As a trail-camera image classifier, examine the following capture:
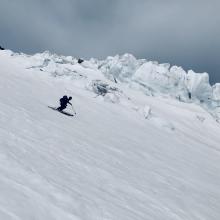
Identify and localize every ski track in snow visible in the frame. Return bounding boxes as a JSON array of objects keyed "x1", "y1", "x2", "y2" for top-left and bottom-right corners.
[{"x1": 0, "y1": 50, "x2": 220, "y2": 220}]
